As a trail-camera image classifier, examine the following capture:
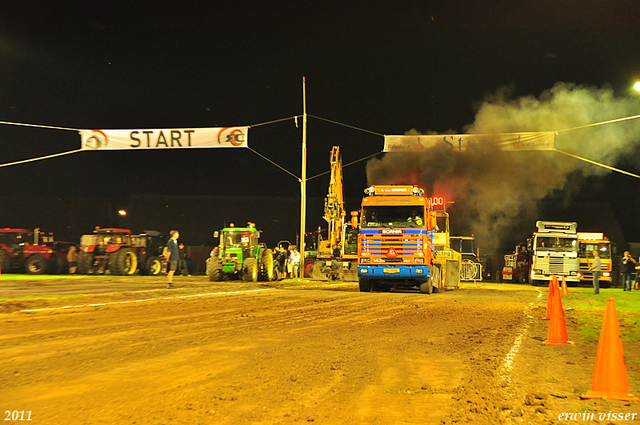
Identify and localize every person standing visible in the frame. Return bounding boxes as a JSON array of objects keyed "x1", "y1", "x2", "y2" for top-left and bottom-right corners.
[
  {"x1": 287, "y1": 245, "x2": 295, "y2": 278},
  {"x1": 589, "y1": 249, "x2": 601, "y2": 295},
  {"x1": 621, "y1": 251, "x2": 636, "y2": 291},
  {"x1": 66, "y1": 245, "x2": 78, "y2": 274},
  {"x1": 178, "y1": 243, "x2": 188, "y2": 276},
  {"x1": 165, "y1": 230, "x2": 180, "y2": 289},
  {"x1": 277, "y1": 246, "x2": 288, "y2": 280},
  {"x1": 291, "y1": 246, "x2": 301, "y2": 278}
]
